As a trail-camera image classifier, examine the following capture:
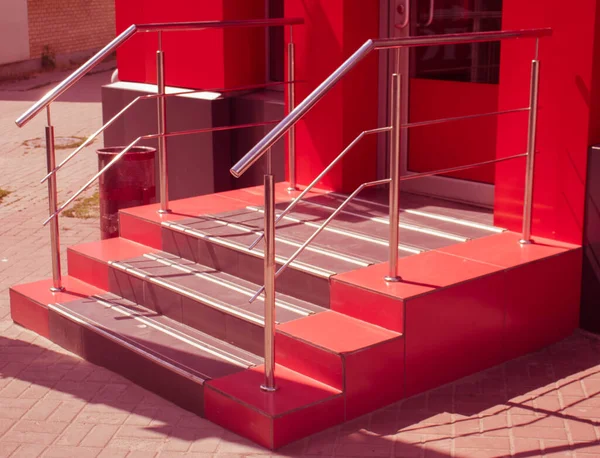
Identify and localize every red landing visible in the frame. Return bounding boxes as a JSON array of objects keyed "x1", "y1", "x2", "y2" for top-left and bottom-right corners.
[{"x1": 8, "y1": 184, "x2": 582, "y2": 450}]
